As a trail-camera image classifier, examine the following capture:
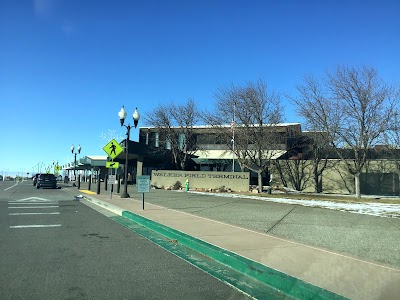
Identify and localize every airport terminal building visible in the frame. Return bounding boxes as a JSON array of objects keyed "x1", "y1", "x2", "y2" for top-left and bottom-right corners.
[{"x1": 63, "y1": 123, "x2": 400, "y2": 196}]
